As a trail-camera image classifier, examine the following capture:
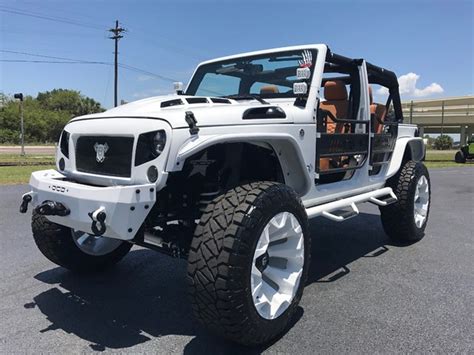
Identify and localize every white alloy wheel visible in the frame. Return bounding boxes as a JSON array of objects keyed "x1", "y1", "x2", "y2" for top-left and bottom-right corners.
[
  {"x1": 71, "y1": 230, "x2": 123, "y2": 256},
  {"x1": 250, "y1": 211, "x2": 304, "y2": 320},
  {"x1": 413, "y1": 175, "x2": 430, "y2": 228}
]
